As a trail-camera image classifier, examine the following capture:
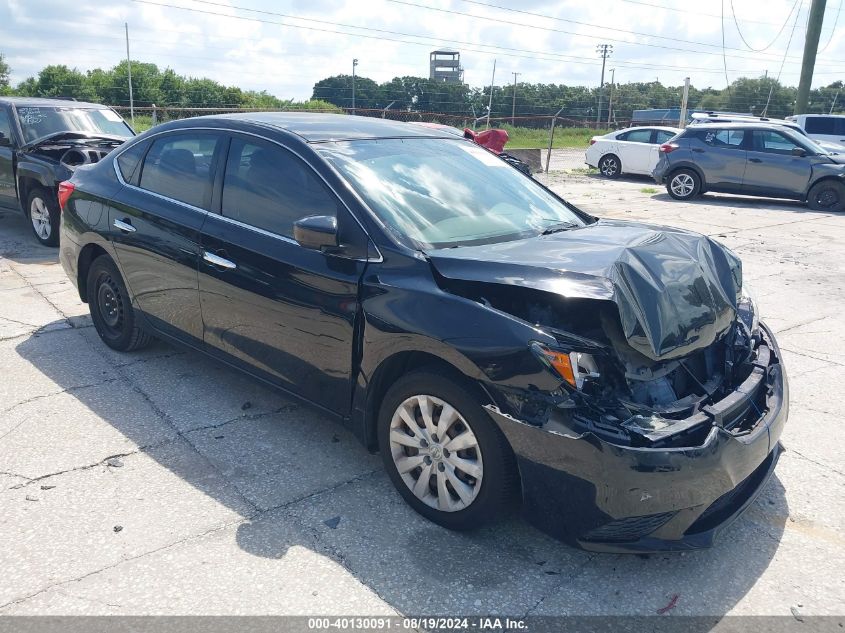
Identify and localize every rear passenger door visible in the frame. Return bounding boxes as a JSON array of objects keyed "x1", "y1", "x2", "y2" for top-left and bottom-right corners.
[
  {"x1": 615, "y1": 128, "x2": 654, "y2": 174},
  {"x1": 688, "y1": 128, "x2": 747, "y2": 192},
  {"x1": 108, "y1": 131, "x2": 225, "y2": 343},
  {"x1": 198, "y1": 134, "x2": 370, "y2": 414}
]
